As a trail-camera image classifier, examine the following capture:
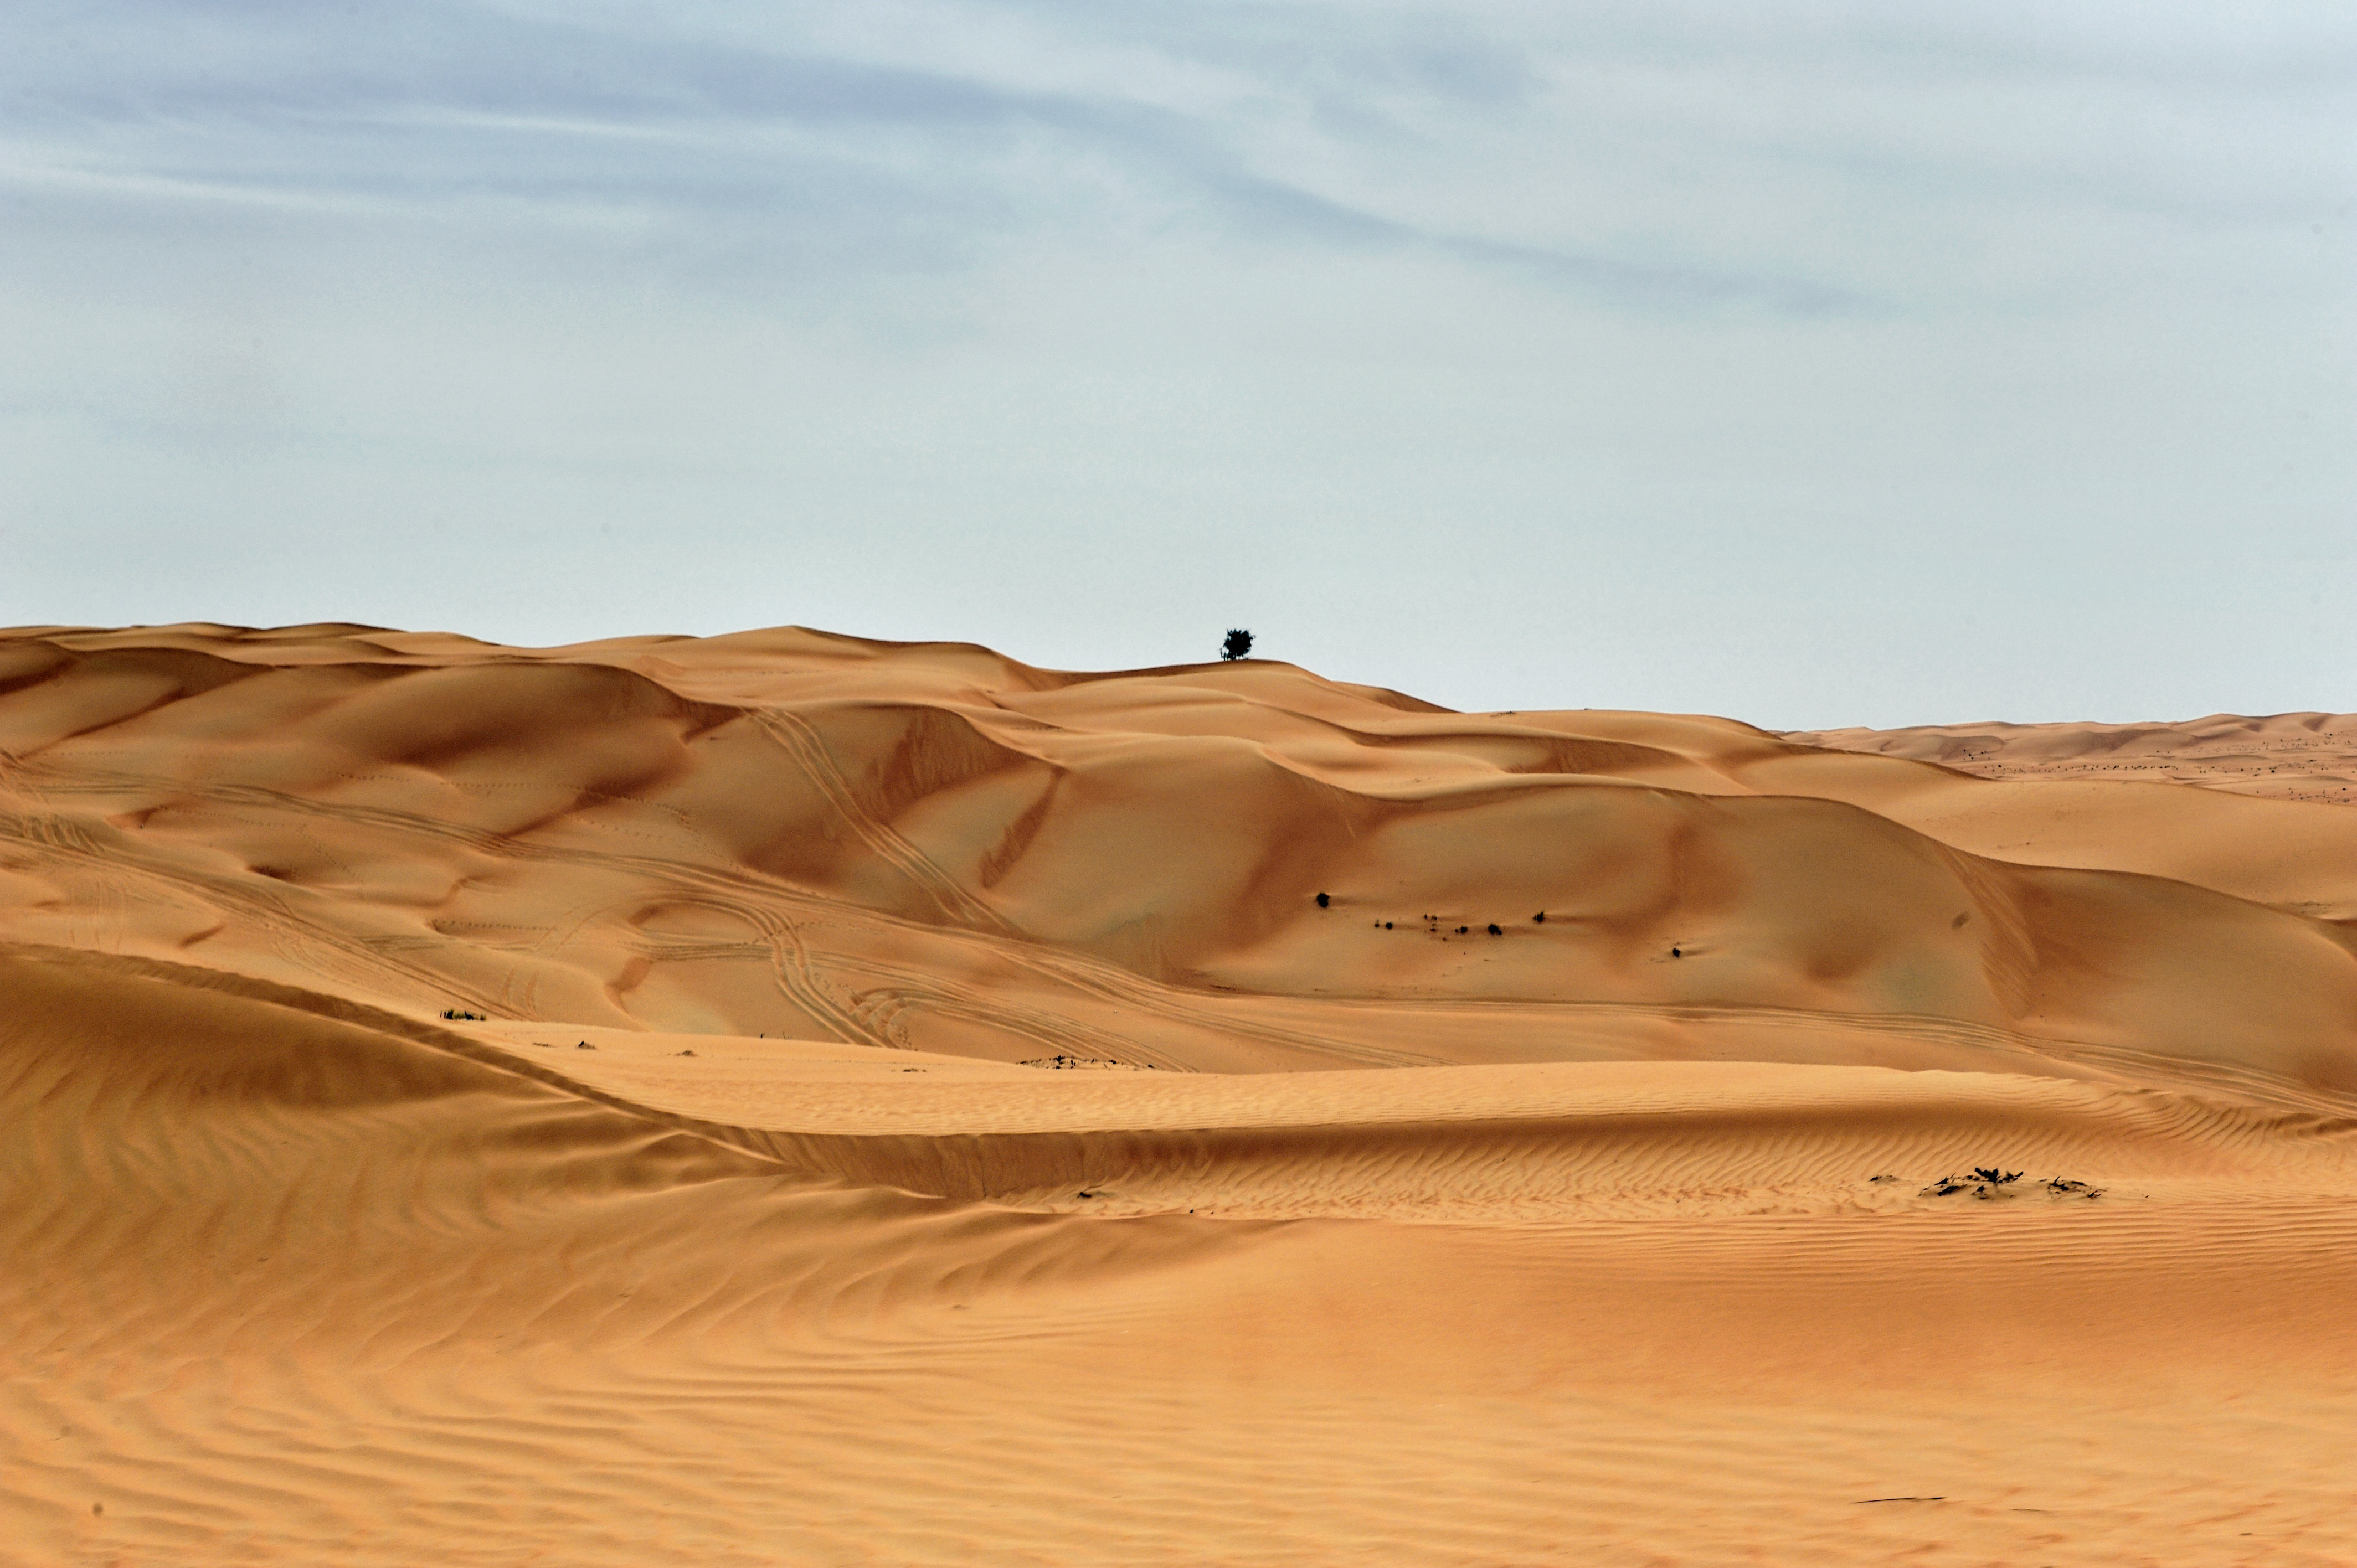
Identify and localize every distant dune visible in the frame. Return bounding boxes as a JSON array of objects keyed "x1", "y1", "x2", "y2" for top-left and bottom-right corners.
[
  {"x1": 4, "y1": 625, "x2": 2353, "y2": 1565},
  {"x1": 1792, "y1": 711, "x2": 2357, "y2": 807}
]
